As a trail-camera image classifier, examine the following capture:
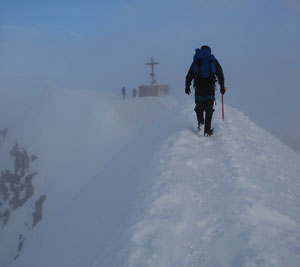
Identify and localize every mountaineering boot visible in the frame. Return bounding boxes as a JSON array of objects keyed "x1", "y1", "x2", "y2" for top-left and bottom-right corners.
[{"x1": 204, "y1": 128, "x2": 214, "y2": 136}]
